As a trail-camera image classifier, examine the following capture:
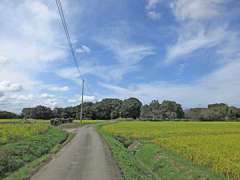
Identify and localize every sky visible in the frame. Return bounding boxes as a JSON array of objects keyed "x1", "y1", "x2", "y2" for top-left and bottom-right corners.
[{"x1": 0, "y1": 0, "x2": 240, "y2": 113}]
